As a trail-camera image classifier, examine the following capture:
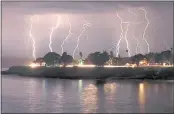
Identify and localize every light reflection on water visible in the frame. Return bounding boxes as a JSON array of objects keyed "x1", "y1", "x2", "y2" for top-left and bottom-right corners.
[
  {"x1": 81, "y1": 84, "x2": 98, "y2": 113},
  {"x1": 104, "y1": 83, "x2": 117, "y2": 103},
  {"x1": 2, "y1": 75, "x2": 174, "y2": 113},
  {"x1": 104, "y1": 83, "x2": 117, "y2": 94},
  {"x1": 139, "y1": 83, "x2": 145, "y2": 113},
  {"x1": 78, "y1": 80, "x2": 83, "y2": 93}
]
